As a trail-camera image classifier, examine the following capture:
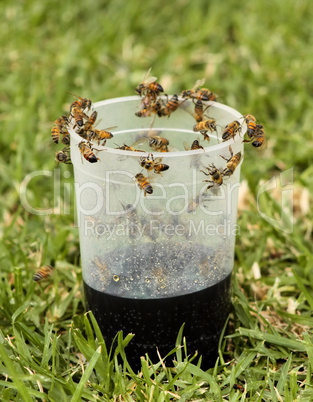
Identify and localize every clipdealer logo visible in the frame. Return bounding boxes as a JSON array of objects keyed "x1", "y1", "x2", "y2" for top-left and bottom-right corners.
[
  {"x1": 19, "y1": 167, "x2": 295, "y2": 235},
  {"x1": 19, "y1": 167, "x2": 241, "y2": 219},
  {"x1": 83, "y1": 217, "x2": 240, "y2": 240}
]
